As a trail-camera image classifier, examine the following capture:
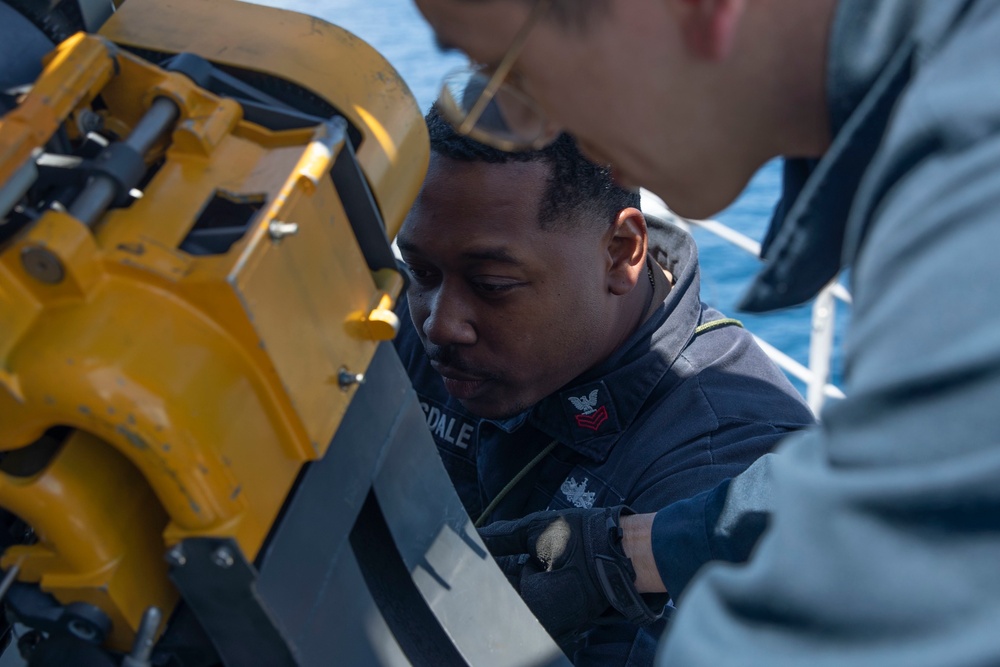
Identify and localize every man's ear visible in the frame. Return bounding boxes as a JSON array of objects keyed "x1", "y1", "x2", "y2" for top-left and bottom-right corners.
[
  {"x1": 606, "y1": 207, "x2": 648, "y2": 296},
  {"x1": 670, "y1": 0, "x2": 745, "y2": 61}
]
